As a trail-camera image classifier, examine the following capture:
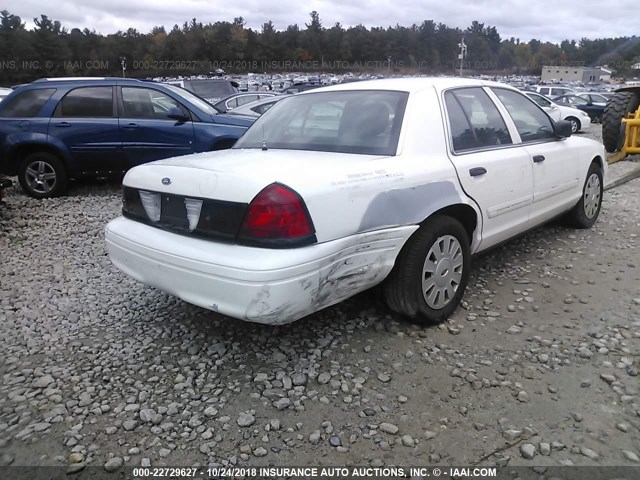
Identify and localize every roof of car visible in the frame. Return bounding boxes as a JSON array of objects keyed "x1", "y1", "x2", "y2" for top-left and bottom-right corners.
[
  {"x1": 28, "y1": 77, "x2": 155, "y2": 86},
  {"x1": 303, "y1": 77, "x2": 517, "y2": 95}
]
